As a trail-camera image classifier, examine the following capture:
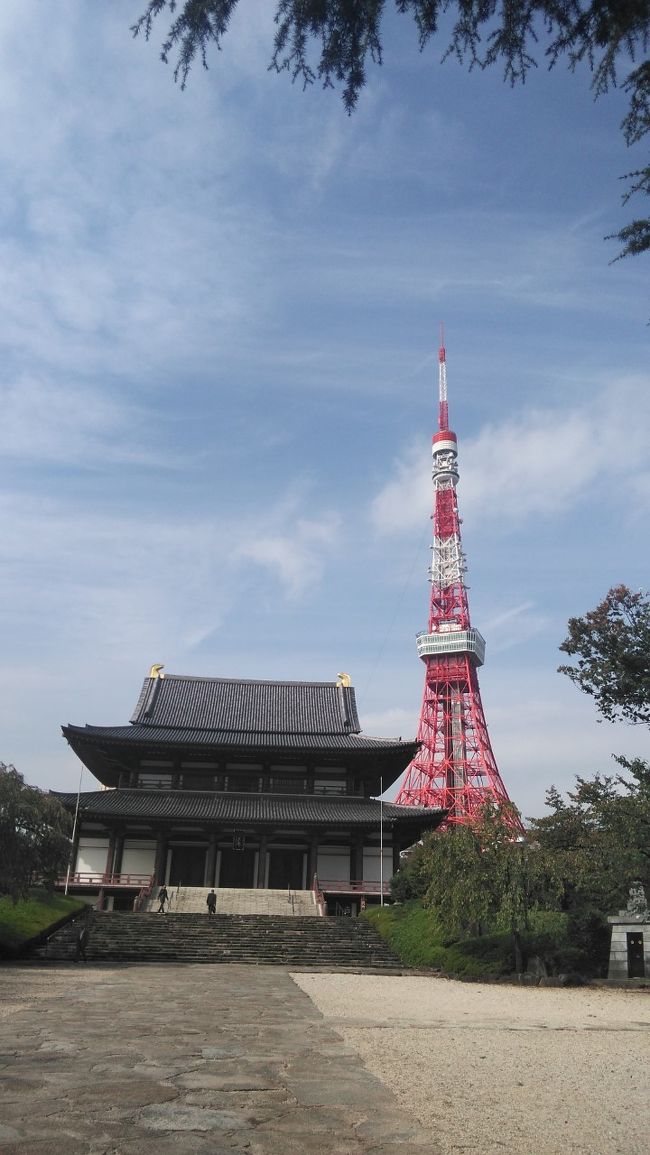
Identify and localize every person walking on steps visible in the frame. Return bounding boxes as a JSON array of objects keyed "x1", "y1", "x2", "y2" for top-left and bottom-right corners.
[
  {"x1": 157, "y1": 884, "x2": 168, "y2": 913},
  {"x1": 206, "y1": 888, "x2": 217, "y2": 916},
  {"x1": 75, "y1": 909, "x2": 92, "y2": 962}
]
